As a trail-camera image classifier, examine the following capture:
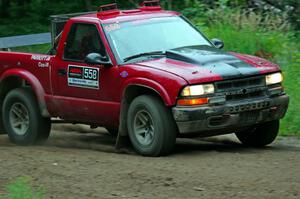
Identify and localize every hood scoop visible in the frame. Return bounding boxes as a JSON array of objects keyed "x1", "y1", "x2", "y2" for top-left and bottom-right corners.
[
  {"x1": 166, "y1": 45, "x2": 240, "y2": 66},
  {"x1": 165, "y1": 45, "x2": 261, "y2": 78}
]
